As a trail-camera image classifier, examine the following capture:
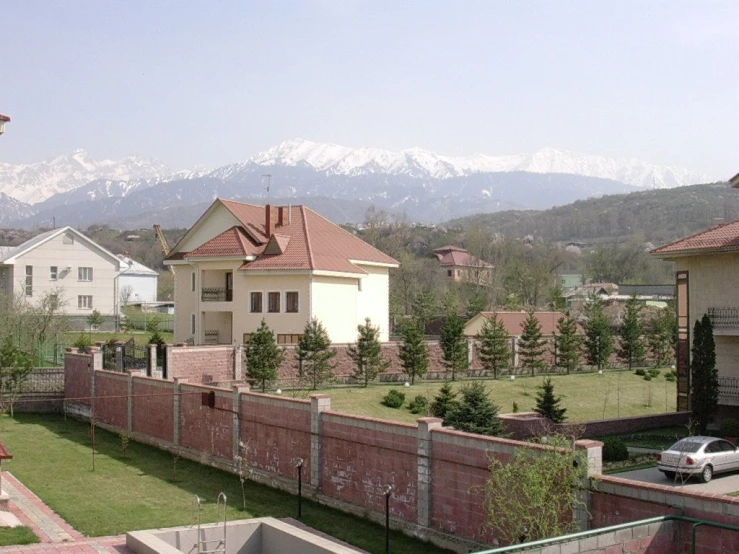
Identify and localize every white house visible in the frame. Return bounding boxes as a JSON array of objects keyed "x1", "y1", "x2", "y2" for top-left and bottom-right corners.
[
  {"x1": 0, "y1": 227, "x2": 121, "y2": 324},
  {"x1": 164, "y1": 199, "x2": 399, "y2": 345},
  {"x1": 117, "y1": 254, "x2": 159, "y2": 304}
]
